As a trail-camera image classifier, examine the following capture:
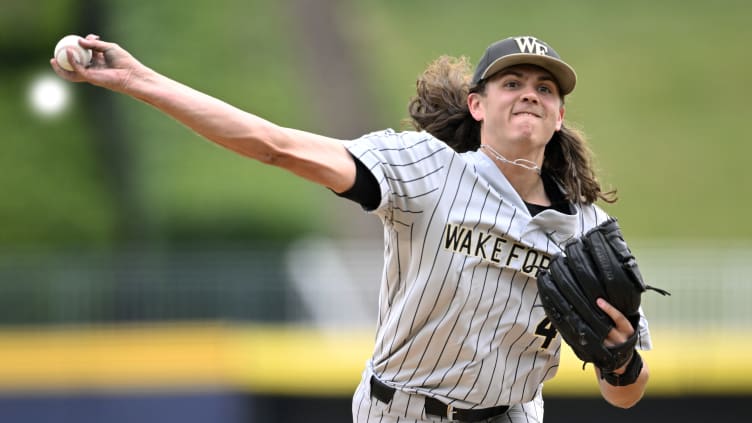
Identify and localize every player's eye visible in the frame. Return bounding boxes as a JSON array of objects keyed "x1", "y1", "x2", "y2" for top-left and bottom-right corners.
[
  {"x1": 537, "y1": 85, "x2": 553, "y2": 94},
  {"x1": 503, "y1": 80, "x2": 519, "y2": 88}
]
